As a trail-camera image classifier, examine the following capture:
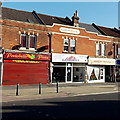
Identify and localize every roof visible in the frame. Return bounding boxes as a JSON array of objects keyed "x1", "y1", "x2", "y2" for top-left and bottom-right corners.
[
  {"x1": 2, "y1": 7, "x2": 120, "y2": 38},
  {"x1": 2, "y1": 7, "x2": 72, "y2": 26},
  {"x1": 2, "y1": 7, "x2": 39, "y2": 24},
  {"x1": 92, "y1": 23, "x2": 120, "y2": 38},
  {"x1": 79, "y1": 22, "x2": 102, "y2": 35}
]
